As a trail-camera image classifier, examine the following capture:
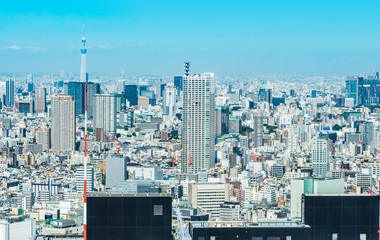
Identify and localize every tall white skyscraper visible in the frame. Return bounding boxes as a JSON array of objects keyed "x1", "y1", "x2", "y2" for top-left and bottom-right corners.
[
  {"x1": 51, "y1": 95, "x2": 76, "y2": 152},
  {"x1": 162, "y1": 85, "x2": 176, "y2": 117},
  {"x1": 312, "y1": 137, "x2": 330, "y2": 177},
  {"x1": 182, "y1": 72, "x2": 215, "y2": 173},
  {"x1": 253, "y1": 111, "x2": 264, "y2": 147},
  {"x1": 93, "y1": 94, "x2": 117, "y2": 133},
  {"x1": 35, "y1": 87, "x2": 46, "y2": 114}
]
